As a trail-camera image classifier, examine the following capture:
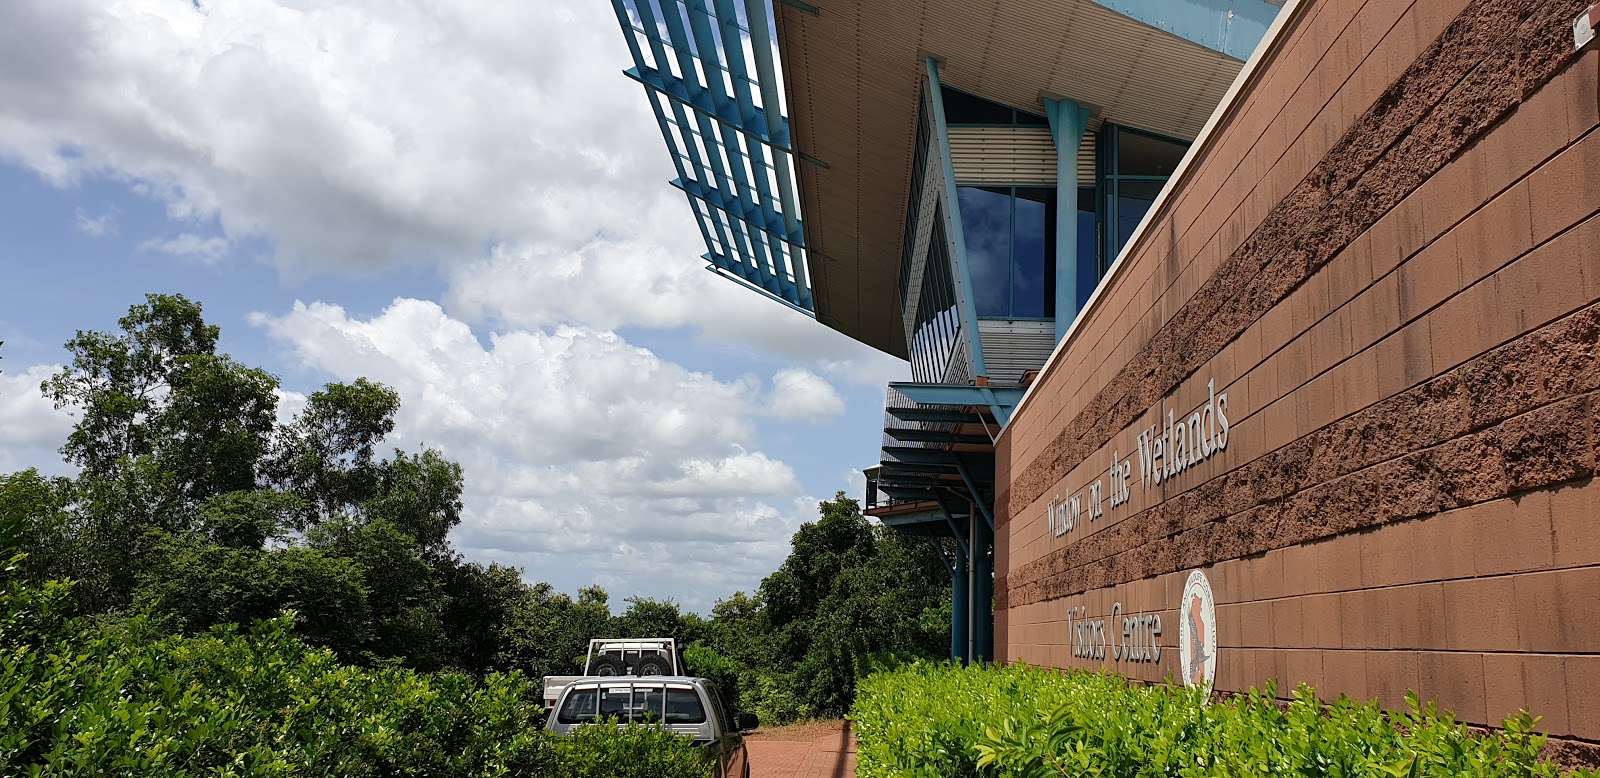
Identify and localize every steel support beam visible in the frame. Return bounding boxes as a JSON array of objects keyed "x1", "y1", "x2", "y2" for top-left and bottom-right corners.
[
  {"x1": 971, "y1": 502, "x2": 992, "y2": 663},
  {"x1": 926, "y1": 58, "x2": 989, "y2": 383},
  {"x1": 1045, "y1": 97, "x2": 1090, "y2": 343},
  {"x1": 937, "y1": 497, "x2": 971, "y2": 664},
  {"x1": 673, "y1": 177, "x2": 803, "y2": 247},
  {"x1": 1086, "y1": 0, "x2": 1281, "y2": 61},
  {"x1": 886, "y1": 407, "x2": 992, "y2": 424},
  {"x1": 883, "y1": 428, "x2": 993, "y2": 445},
  {"x1": 888, "y1": 381, "x2": 1027, "y2": 427},
  {"x1": 955, "y1": 458, "x2": 993, "y2": 532},
  {"x1": 609, "y1": 0, "x2": 814, "y2": 311}
]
